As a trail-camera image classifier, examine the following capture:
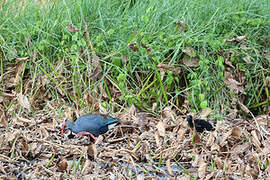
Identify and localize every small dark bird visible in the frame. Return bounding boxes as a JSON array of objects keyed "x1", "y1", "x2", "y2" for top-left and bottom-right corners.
[
  {"x1": 61, "y1": 114, "x2": 120, "y2": 142},
  {"x1": 186, "y1": 115, "x2": 214, "y2": 133}
]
